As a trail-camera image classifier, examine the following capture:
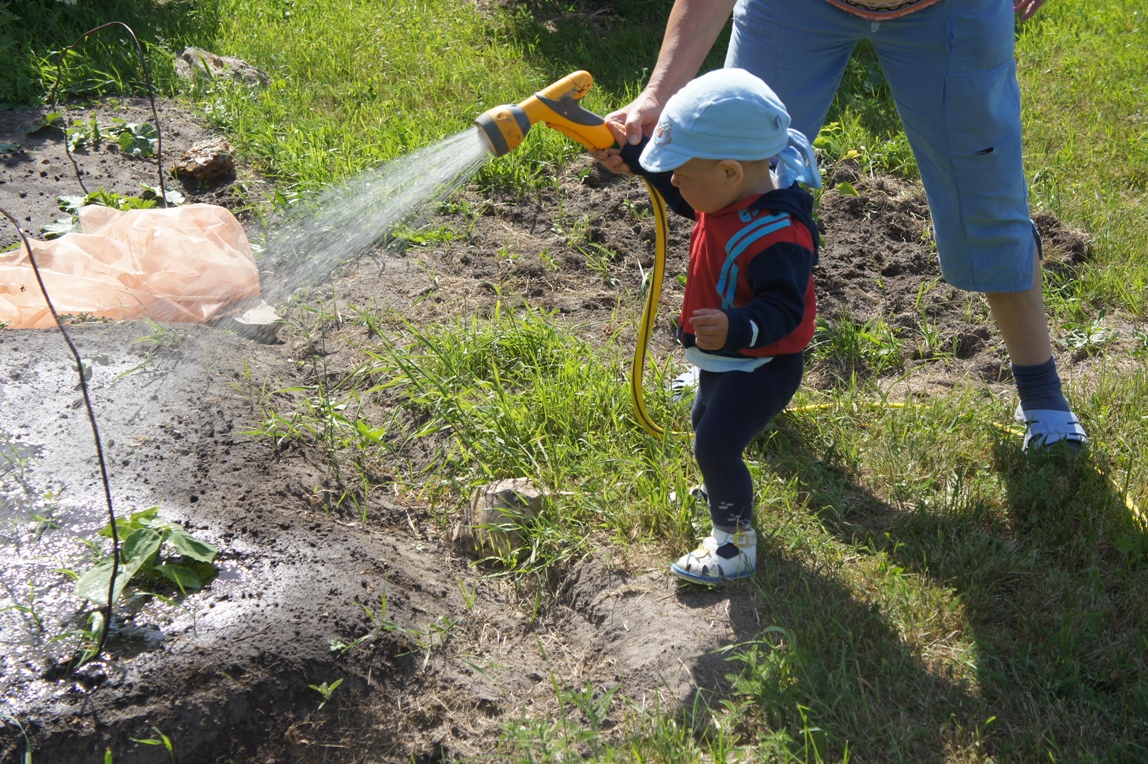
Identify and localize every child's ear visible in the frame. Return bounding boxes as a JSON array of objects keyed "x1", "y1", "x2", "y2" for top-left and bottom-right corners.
[{"x1": 718, "y1": 159, "x2": 744, "y2": 185}]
